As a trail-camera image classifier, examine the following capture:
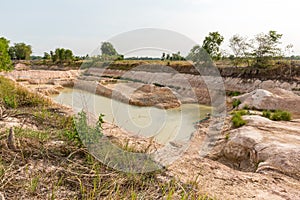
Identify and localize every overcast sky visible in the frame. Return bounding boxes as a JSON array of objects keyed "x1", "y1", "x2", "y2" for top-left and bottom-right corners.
[{"x1": 1, "y1": 0, "x2": 299, "y2": 56}]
